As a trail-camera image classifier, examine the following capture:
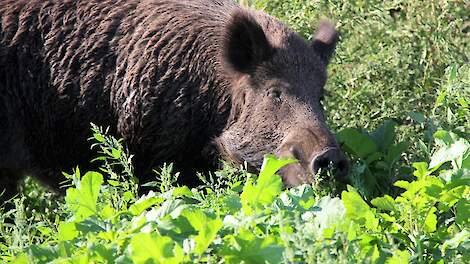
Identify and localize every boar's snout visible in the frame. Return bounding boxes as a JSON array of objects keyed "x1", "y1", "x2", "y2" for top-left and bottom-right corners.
[
  {"x1": 310, "y1": 147, "x2": 348, "y2": 181},
  {"x1": 276, "y1": 128, "x2": 348, "y2": 186}
]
